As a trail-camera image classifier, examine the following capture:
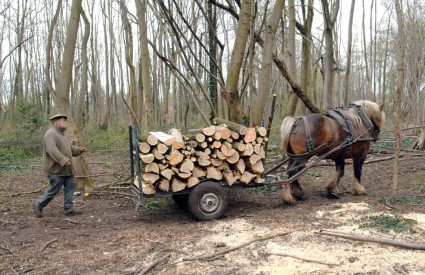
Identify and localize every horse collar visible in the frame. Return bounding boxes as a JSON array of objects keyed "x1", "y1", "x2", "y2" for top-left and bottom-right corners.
[{"x1": 348, "y1": 102, "x2": 376, "y2": 139}]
